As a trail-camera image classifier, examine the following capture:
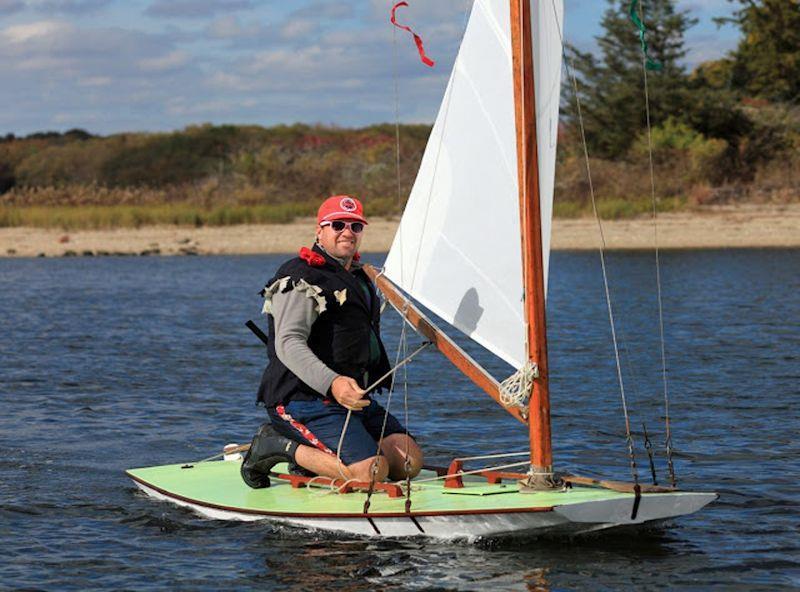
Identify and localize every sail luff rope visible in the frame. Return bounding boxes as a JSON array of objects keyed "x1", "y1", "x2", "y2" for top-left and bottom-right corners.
[
  {"x1": 548, "y1": 0, "x2": 640, "y2": 487},
  {"x1": 636, "y1": 0, "x2": 676, "y2": 488},
  {"x1": 516, "y1": 0, "x2": 526, "y2": 360}
]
